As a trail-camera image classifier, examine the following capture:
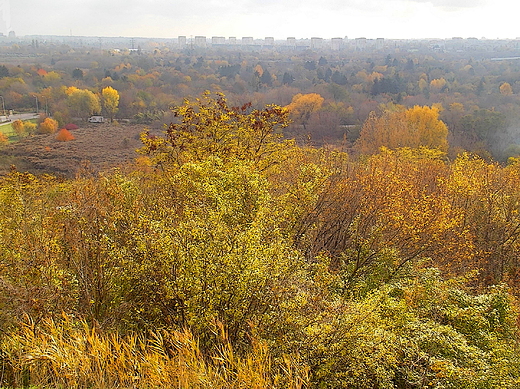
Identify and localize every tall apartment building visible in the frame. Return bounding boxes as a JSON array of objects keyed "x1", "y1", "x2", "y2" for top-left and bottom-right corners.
[
  {"x1": 178, "y1": 36, "x2": 187, "y2": 48},
  {"x1": 194, "y1": 36, "x2": 206, "y2": 48}
]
